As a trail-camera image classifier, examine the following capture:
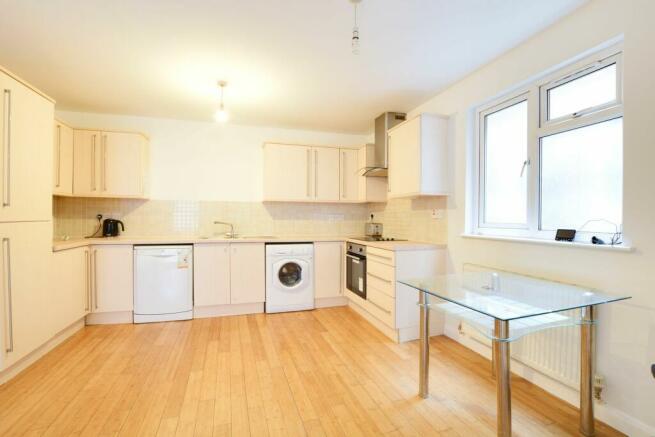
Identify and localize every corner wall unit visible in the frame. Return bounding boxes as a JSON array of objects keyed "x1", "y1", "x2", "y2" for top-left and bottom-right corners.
[{"x1": 71, "y1": 129, "x2": 149, "y2": 199}]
